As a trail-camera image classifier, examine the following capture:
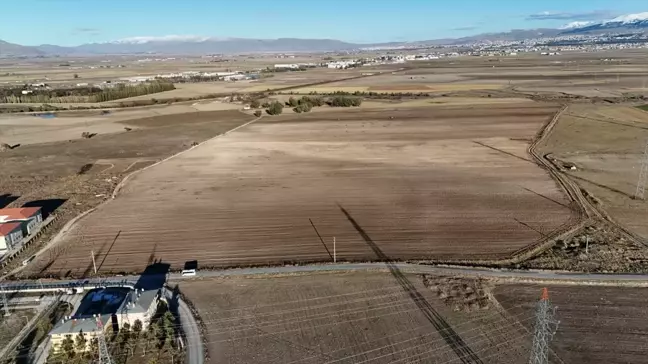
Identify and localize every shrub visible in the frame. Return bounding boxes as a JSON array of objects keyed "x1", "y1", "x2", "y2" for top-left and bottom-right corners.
[
  {"x1": 250, "y1": 99, "x2": 261, "y2": 108},
  {"x1": 254, "y1": 110, "x2": 262, "y2": 117},
  {"x1": 328, "y1": 96, "x2": 362, "y2": 107},
  {"x1": 266, "y1": 101, "x2": 284, "y2": 115}
]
